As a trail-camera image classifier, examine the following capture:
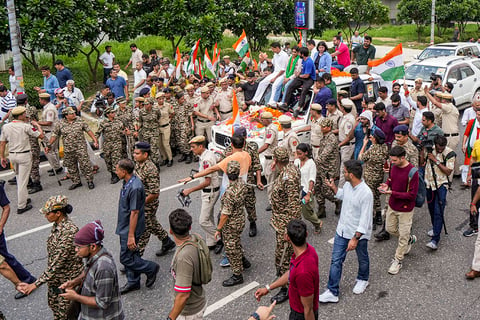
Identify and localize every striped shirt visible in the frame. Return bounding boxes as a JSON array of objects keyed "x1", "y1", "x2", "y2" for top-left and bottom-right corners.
[{"x1": 0, "y1": 91, "x2": 16, "y2": 119}]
